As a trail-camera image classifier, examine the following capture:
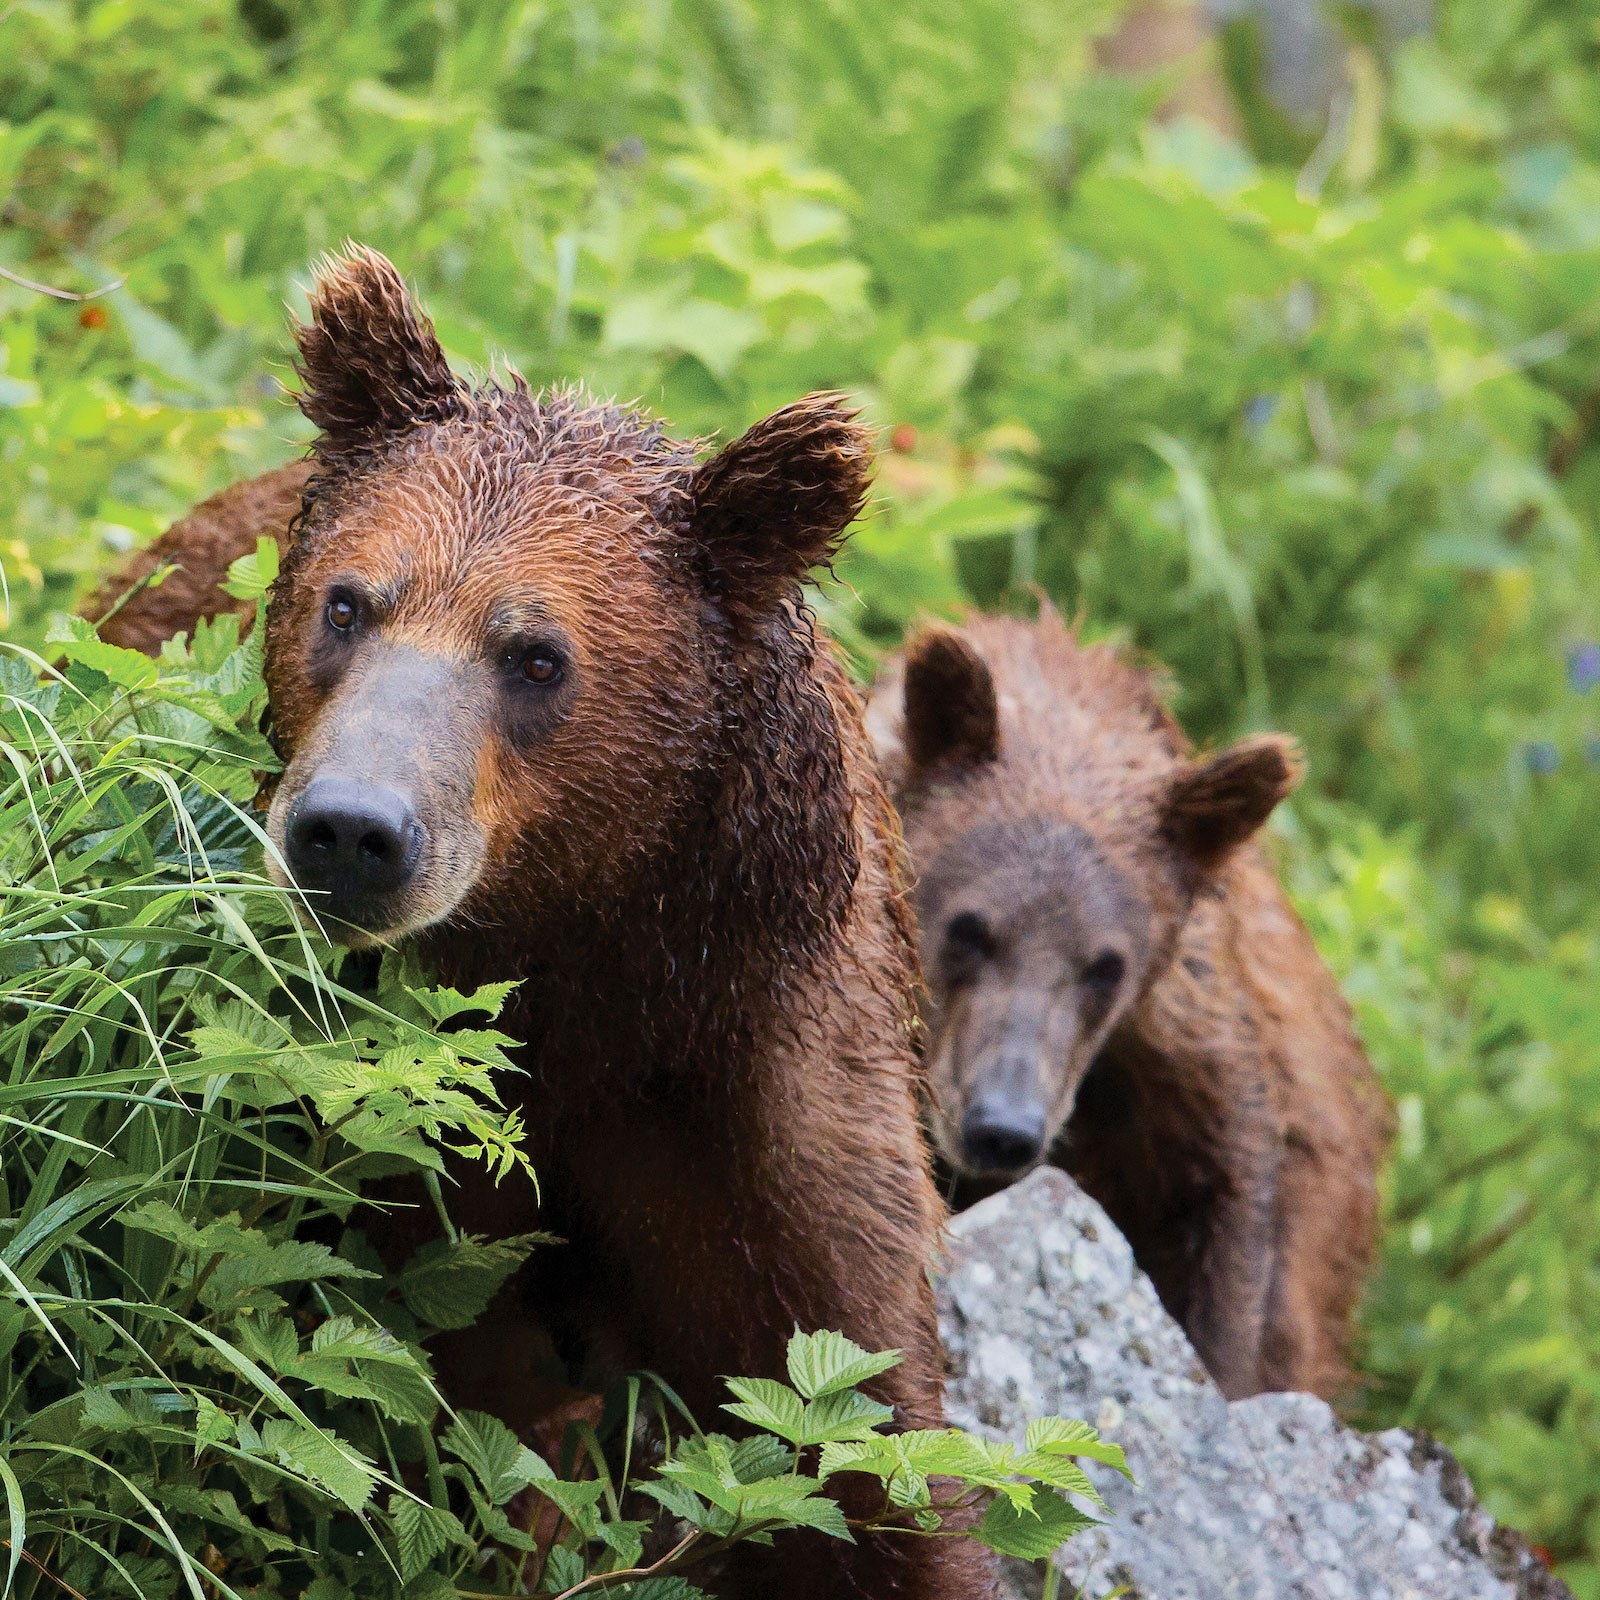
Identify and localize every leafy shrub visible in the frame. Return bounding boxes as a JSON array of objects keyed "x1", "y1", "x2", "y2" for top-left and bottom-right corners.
[{"x1": 0, "y1": 601, "x2": 1119, "y2": 1594}]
